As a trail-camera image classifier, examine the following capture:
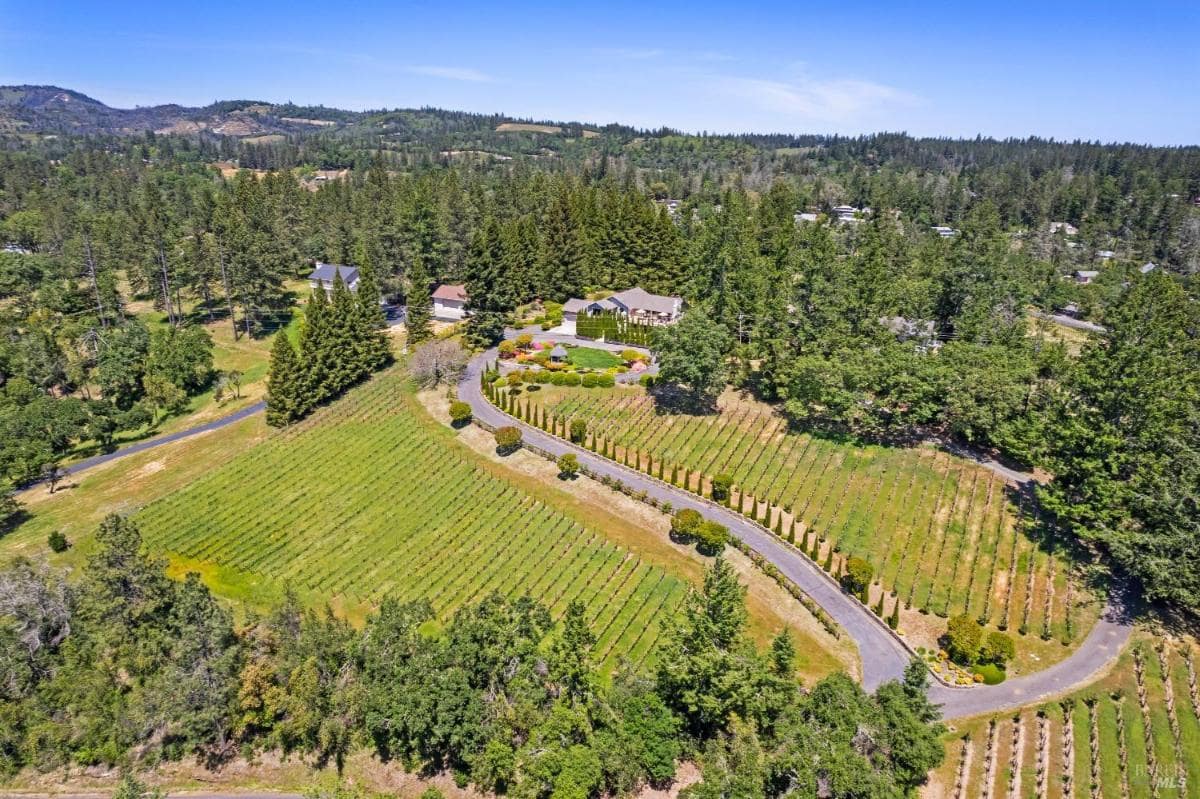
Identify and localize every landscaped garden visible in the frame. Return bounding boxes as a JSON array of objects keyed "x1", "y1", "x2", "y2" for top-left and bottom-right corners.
[
  {"x1": 925, "y1": 633, "x2": 1200, "y2": 799},
  {"x1": 494, "y1": 381, "x2": 1102, "y2": 664}
]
